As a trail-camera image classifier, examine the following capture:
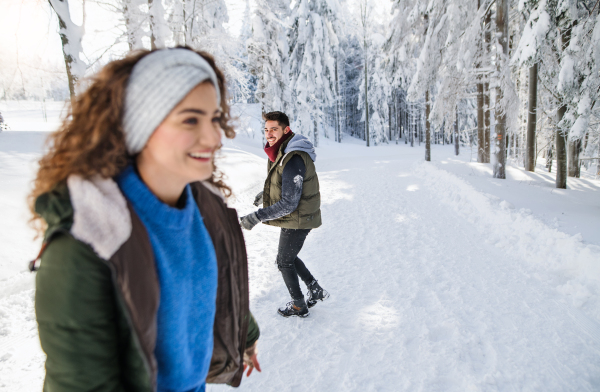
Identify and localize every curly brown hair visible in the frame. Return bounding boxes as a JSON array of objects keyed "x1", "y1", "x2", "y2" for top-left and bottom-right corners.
[{"x1": 29, "y1": 47, "x2": 235, "y2": 234}]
